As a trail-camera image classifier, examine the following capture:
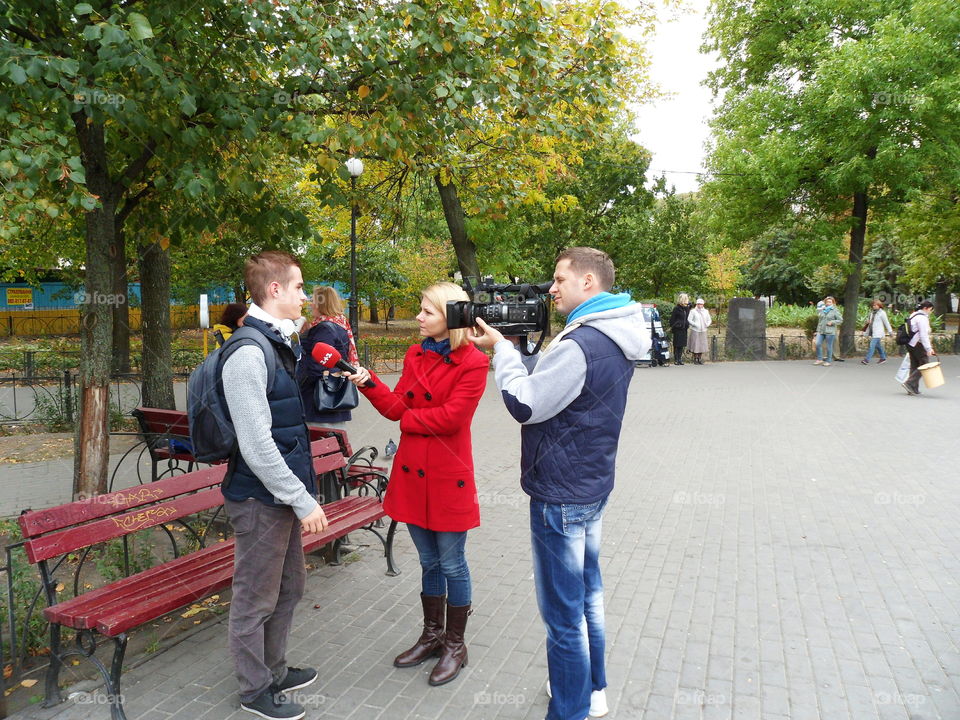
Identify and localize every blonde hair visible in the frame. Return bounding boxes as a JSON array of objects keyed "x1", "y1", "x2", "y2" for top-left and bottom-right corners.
[
  {"x1": 421, "y1": 282, "x2": 470, "y2": 350},
  {"x1": 311, "y1": 285, "x2": 345, "y2": 319},
  {"x1": 677, "y1": 293, "x2": 690, "y2": 305}
]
